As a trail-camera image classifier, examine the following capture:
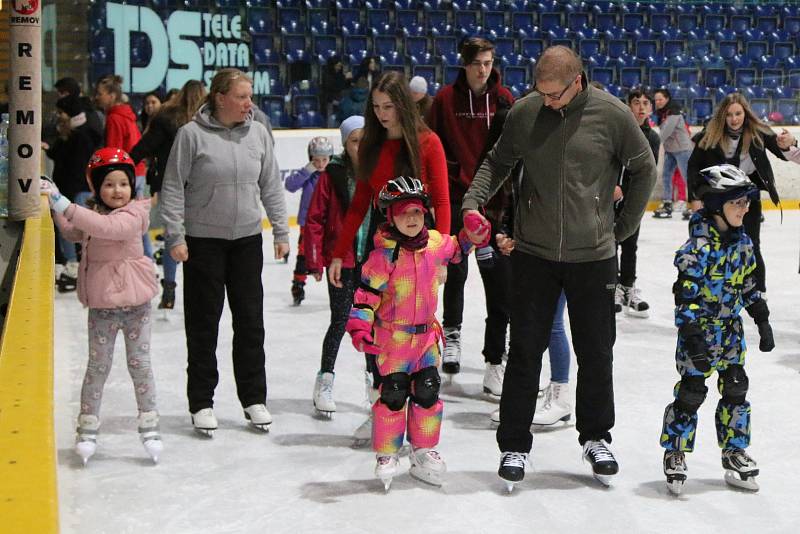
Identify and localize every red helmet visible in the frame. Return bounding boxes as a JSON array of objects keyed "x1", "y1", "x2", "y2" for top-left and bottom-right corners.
[{"x1": 85, "y1": 147, "x2": 136, "y2": 195}]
